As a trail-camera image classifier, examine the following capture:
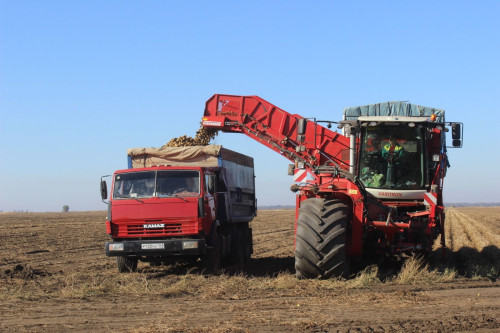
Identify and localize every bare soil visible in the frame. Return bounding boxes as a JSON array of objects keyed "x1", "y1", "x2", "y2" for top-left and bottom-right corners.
[{"x1": 1, "y1": 207, "x2": 499, "y2": 332}]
